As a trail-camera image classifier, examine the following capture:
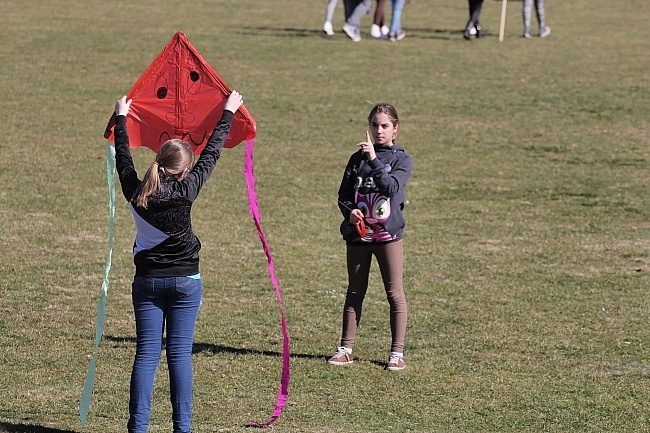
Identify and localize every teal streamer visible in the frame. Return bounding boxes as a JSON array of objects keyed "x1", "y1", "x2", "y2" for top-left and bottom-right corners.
[{"x1": 80, "y1": 143, "x2": 116, "y2": 427}]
